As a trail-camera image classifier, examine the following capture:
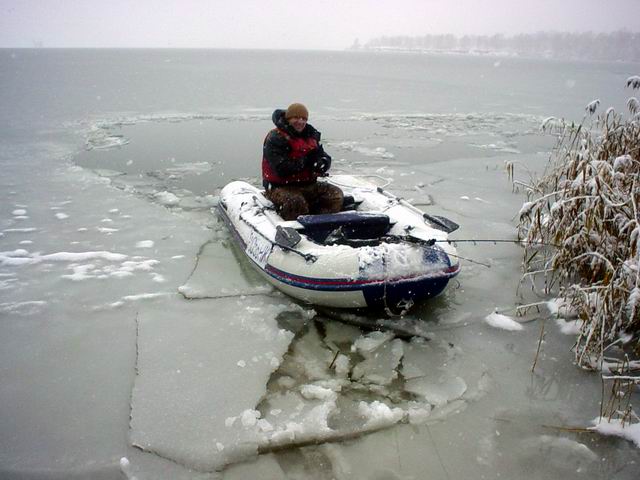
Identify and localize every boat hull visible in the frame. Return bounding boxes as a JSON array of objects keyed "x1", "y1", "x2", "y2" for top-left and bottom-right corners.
[{"x1": 216, "y1": 176, "x2": 460, "y2": 310}]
